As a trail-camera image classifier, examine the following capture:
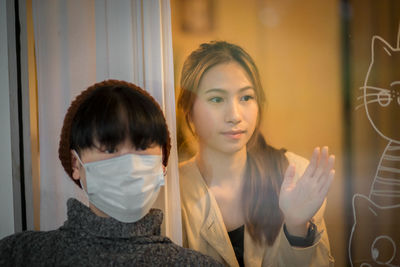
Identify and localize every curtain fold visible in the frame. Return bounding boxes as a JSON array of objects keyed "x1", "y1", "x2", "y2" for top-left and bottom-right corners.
[{"x1": 33, "y1": 0, "x2": 181, "y2": 244}]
